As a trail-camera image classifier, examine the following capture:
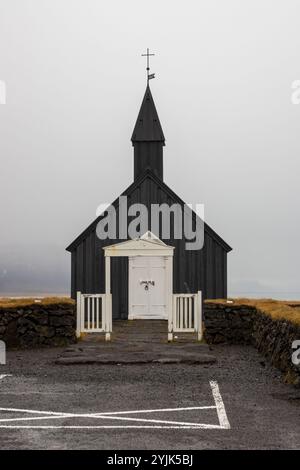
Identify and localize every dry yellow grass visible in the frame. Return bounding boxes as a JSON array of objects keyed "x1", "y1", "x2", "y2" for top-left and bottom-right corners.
[
  {"x1": 205, "y1": 298, "x2": 300, "y2": 326},
  {"x1": 1, "y1": 297, "x2": 299, "y2": 326},
  {"x1": 0, "y1": 297, "x2": 74, "y2": 309}
]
